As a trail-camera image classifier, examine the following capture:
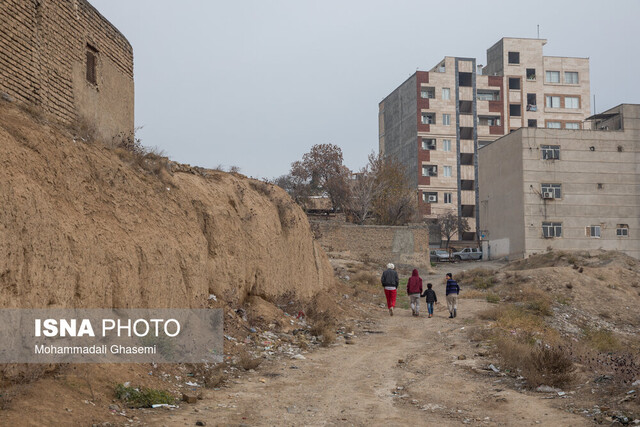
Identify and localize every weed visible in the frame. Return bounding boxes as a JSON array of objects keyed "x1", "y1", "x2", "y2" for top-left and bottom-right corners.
[
  {"x1": 114, "y1": 384, "x2": 175, "y2": 408},
  {"x1": 486, "y1": 293, "x2": 500, "y2": 304},
  {"x1": 457, "y1": 268, "x2": 497, "y2": 290},
  {"x1": 460, "y1": 289, "x2": 484, "y2": 299}
]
